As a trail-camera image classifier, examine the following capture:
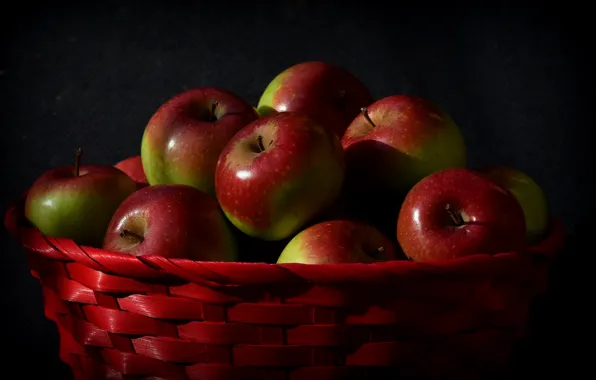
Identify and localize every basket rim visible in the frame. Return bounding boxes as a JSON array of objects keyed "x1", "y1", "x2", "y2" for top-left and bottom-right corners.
[{"x1": 4, "y1": 192, "x2": 565, "y2": 286}]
